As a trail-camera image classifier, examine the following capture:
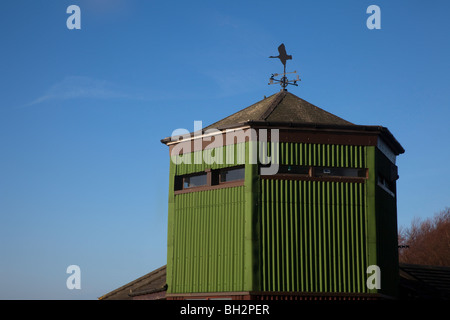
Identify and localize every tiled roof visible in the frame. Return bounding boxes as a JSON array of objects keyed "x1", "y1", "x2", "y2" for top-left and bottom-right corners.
[
  {"x1": 161, "y1": 91, "x2": 404, "y2": 155},
  {"x1": 98, "y1": 265, "x2": 166, "y2": 300},
  {"x1": 99, "y1": 263, "x2": 450, "y2": 300},
  {"x1": 204, "y1": 91, "x2": 354, "y2": 130},
  {"x1": 399, "y1": 263, "x2": 450, "y2": 300}
]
